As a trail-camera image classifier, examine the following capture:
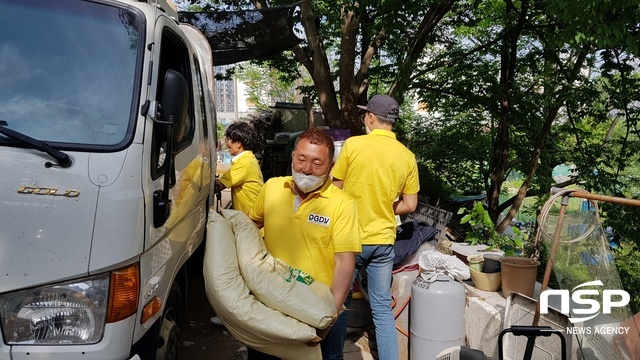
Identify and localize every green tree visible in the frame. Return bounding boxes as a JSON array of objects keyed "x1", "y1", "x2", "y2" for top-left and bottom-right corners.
[
  {"x1": 233, "y1": 63, "x2": 305, "y2": 109},
  {"x1": 410, "y1": 0, "x2": 639, "y2": 232},
  {"x1": 197, "y1": 0, "x2": 456, "y2": 137}
]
